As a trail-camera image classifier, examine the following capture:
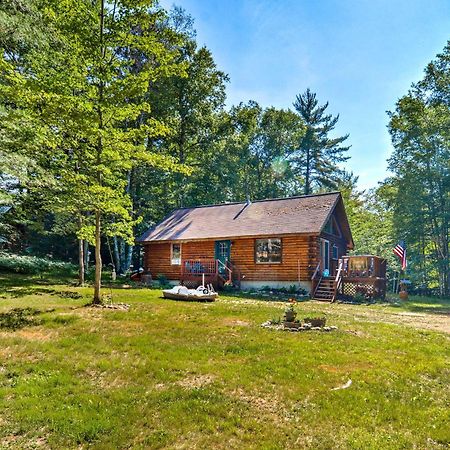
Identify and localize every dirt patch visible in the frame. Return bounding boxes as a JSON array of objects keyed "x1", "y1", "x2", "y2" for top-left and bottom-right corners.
[
  {"x1": 176, "y1": 374, "x2": 215, "y2": 389},
  {"x1": 88, "y1": 302, "x2": 130, "y2": 311},
  {"x1": 230, "y1": 387, "x2": 300, "y2": 425},
  {"x1": 0, "y1": 433, "x2": 48, "y2": 449},
  {"x1": 352, "y1": 310, "x2": 450, "y2": 335},
  {"x1": 395, "y1": 311, "x2": 450, "y2": 334},
  {"x1": 233, "y1": 387, "x2": 281, "y2": 416},
  {"x1": 14, "y1": 328, "x2": 55, "y2": 341},
  {"x1": 344, "y1": 329, "x2": 371, "y2": 338},
  {"x1": 222, "y1": 318, "x2": 251, "y2": 327},
  {"x1": 85, "y1": 368, "x2": 129, "y2": 390},
  {"x1": 0, "y1": 326, "x2": 56, "y2": 342}
]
